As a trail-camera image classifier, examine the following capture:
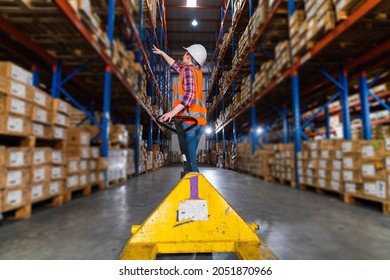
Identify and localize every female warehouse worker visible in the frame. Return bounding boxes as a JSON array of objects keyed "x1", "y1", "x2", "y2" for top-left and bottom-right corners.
[{"x1": 153, "y1": 44, "x2": 207, "y2": 173}]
